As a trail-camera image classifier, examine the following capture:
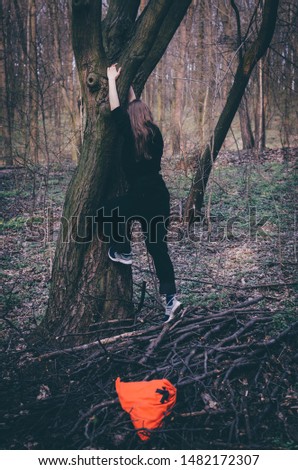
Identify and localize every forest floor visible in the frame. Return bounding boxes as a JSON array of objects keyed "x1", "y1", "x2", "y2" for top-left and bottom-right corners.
[{"x1": 0, "y1": 148, "x2": 297, "y2": 450}]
